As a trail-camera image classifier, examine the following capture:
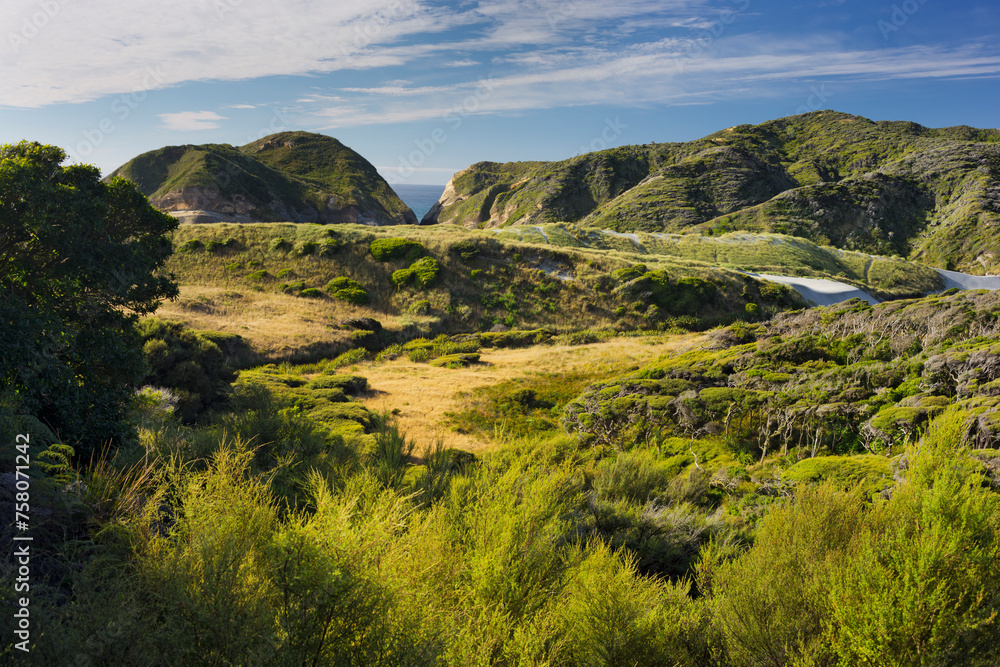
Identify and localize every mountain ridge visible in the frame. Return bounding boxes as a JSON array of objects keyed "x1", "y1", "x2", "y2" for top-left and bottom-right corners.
[{"x1": 424, "y1": 111, "x2": 1000, "y2": 273}]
